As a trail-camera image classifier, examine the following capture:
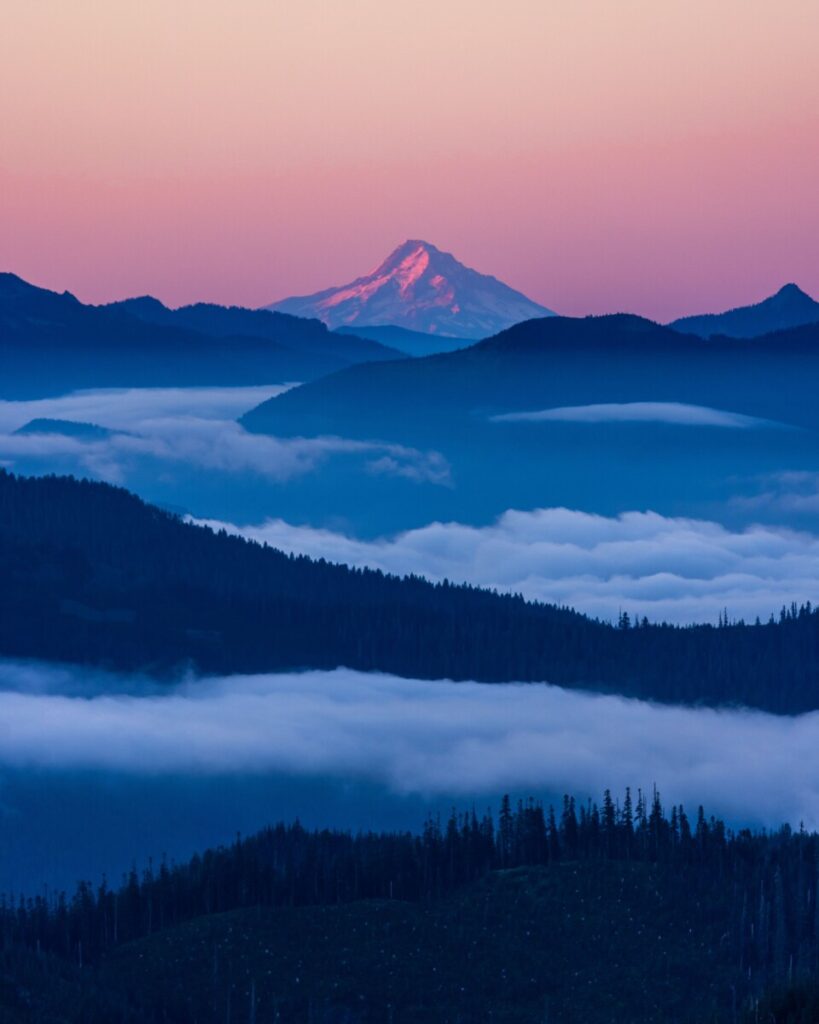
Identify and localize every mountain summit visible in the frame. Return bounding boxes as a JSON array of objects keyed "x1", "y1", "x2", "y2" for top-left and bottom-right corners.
[
  {"x1": 670, "y1": 283, "x2": 819, "y2": 339},
  {"x1": 267, "y1": 240, "x2": 554, "y2": 339}
]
